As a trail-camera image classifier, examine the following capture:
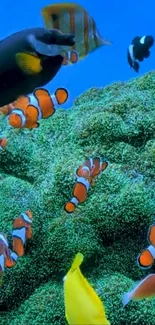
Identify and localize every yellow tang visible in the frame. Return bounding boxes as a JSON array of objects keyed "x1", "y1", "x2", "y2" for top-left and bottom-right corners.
[
  {"x1": 41, "y1": 3, "x2": 112, "y2": 64},
  {"x1": 63, "y1": 252, "x2": 110, "y2": 325}
]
